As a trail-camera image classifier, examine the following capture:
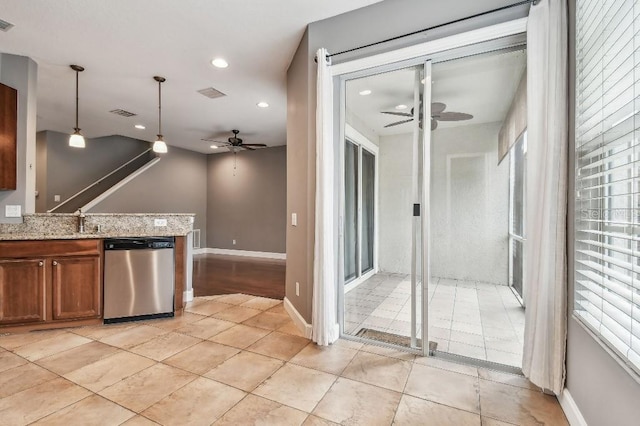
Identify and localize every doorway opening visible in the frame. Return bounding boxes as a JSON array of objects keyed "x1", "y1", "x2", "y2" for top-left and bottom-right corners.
[{"x1": 338, "y1": 41, "x2": 527, "y2": 369}]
